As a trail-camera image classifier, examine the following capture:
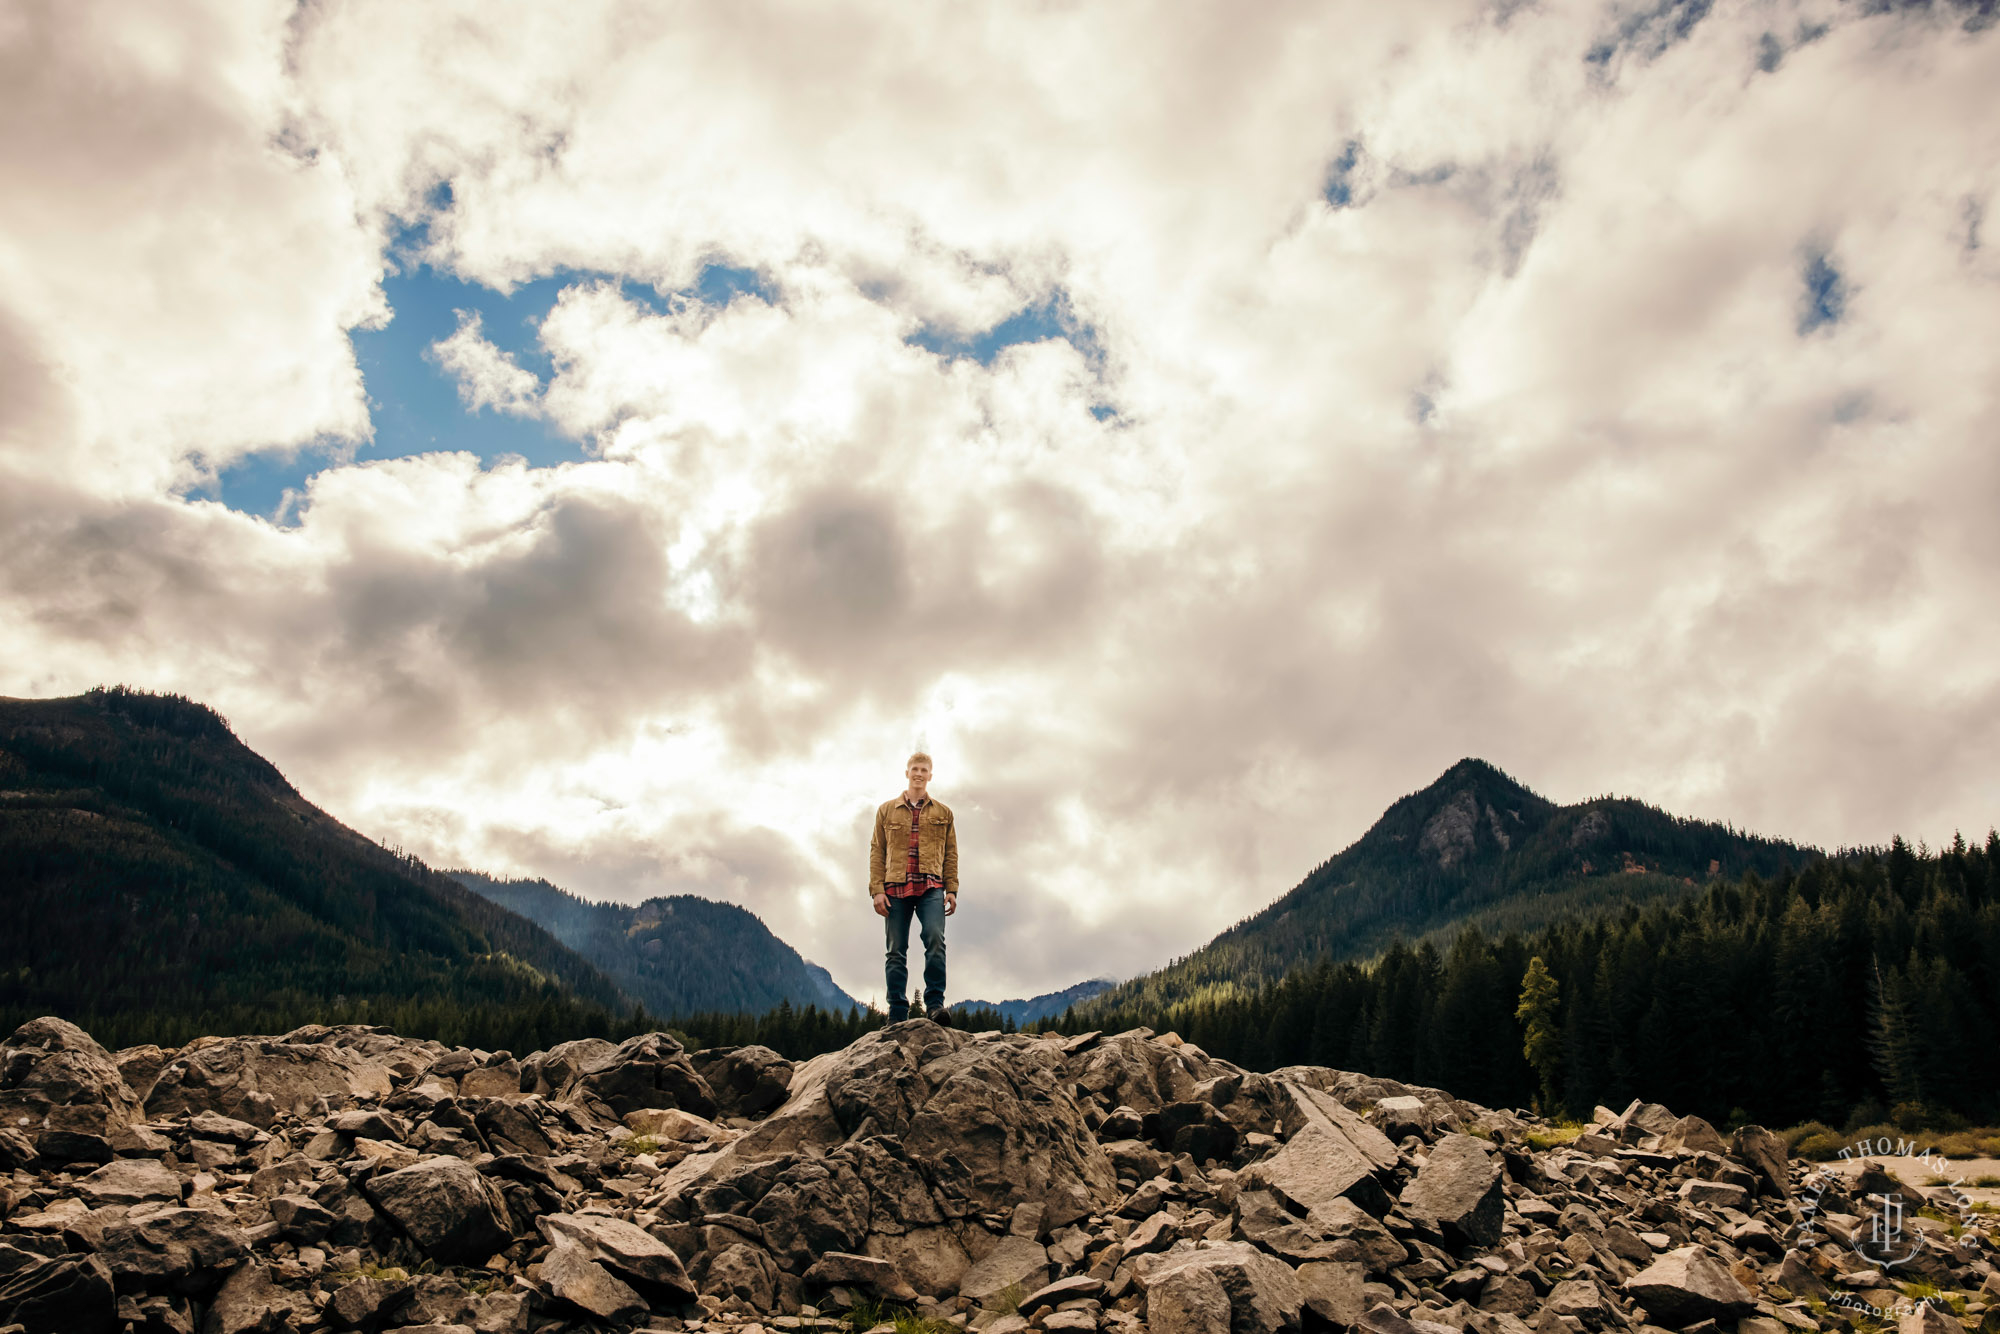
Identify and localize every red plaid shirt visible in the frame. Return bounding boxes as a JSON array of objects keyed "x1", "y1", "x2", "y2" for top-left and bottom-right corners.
[{"x1": 888, "y1": 795, "x2": 946, "y2": 899}]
